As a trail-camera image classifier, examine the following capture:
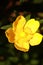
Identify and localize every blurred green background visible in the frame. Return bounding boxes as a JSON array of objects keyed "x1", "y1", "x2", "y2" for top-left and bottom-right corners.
[{"x1": 0, "y1": 0, "x2": 43, "y2": 65}]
